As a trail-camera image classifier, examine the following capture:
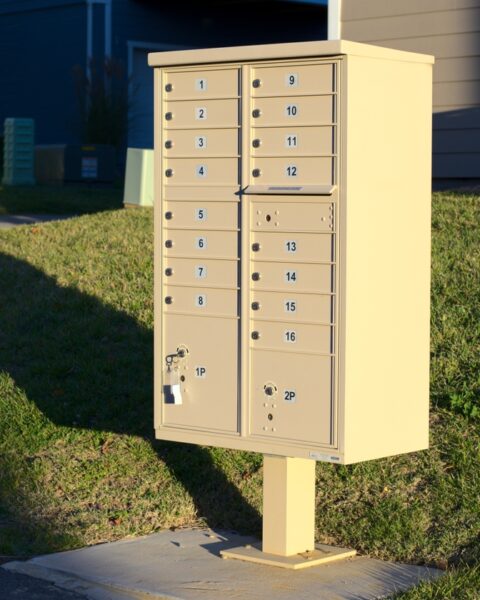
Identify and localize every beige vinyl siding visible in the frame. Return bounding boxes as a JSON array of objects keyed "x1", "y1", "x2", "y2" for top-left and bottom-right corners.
[{"x1": 342, "y1": 0, "x2": 480, "y2": 178}]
